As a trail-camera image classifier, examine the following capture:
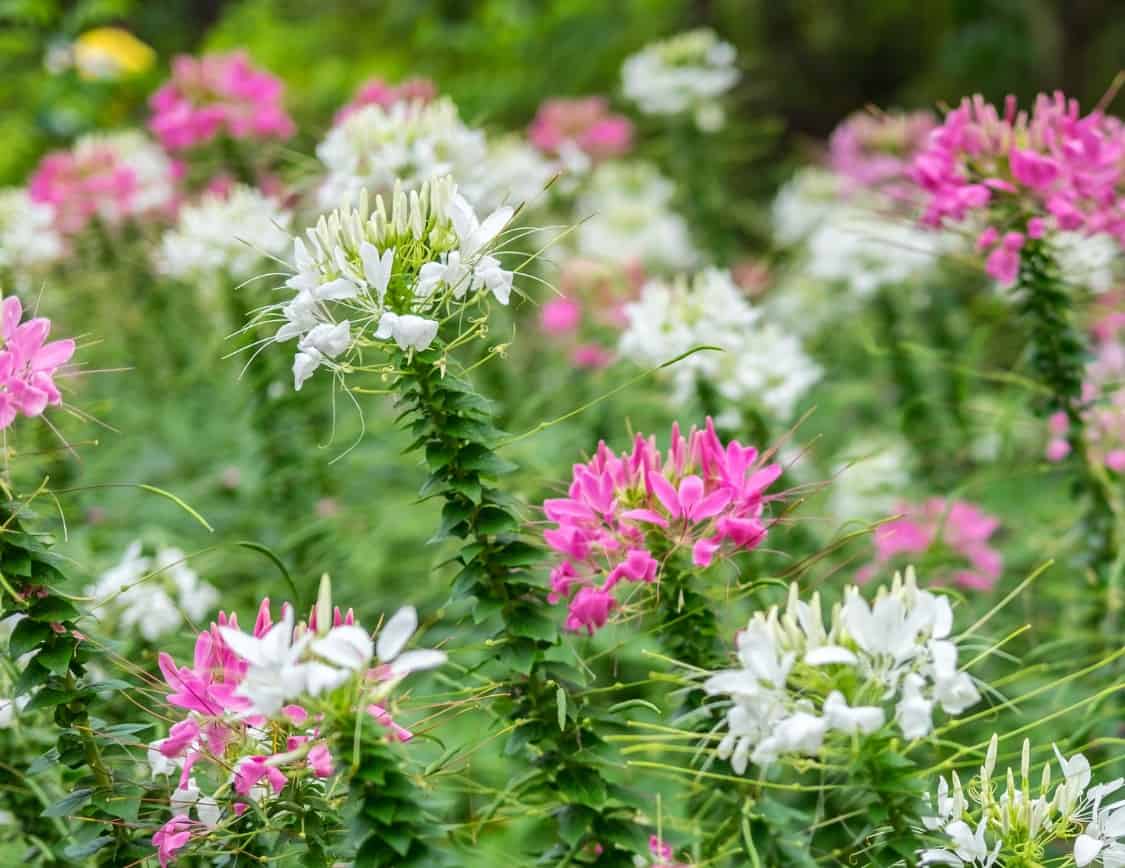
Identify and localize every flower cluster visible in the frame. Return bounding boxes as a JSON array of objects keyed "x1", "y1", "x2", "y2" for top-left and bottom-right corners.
[
  {"x1": 145, "y1": 590, "x2": 445, "y2": 865},
  {"x1": 622, "y1": 29, "x2": 739, "y2": 131},
  {"x1": 704, "y1": 568, "x2": 980, "y2": 774},
  {"x1": 257, "y1": 175, "x2": 515, "y2": 389},
  {"x1": 620, "y1": 268, "x2": 822, "y2": 422},
  {"x1": 0, "y1": 188, "x2": 63, "y2": 278},
  {"x1": 86, "y1": 542, "x2": 219, "y2": 642},
  {"x1": 910, "y1": 92, "x2": 1125, "y2": 285},
  {"x1": 0, "y1": 295, "x2": 75, "y2": 430},
  {"x1": 828, "y1": 108, "x2": 937, "y2": 198},
  {"x1": 859, "y1": 498, "x2": 1003, "y2": 591},
  {"x1": 542, "y1": 418, "x2": 781, "y2": 635},
  {"x1": 919, "y1": 734, "x2": 1123, "y2": 867},
  {"x1": 1046, "y1": 323, "x2": 1125, "y2": 473},
  {"x1": 529, "y1": 96, "x2": 633, "y2": 172},
  {"x1": 149, "y1": 51, "x2": 296, "y2": 151},
  {"x1": 316, "y1": 97, "x2": 487, "y2": 209},
  {"x1": 29, "y1": 131, "x2": 179, "y2": 235},
  {"x1": 574, "y1": 161, "x2": 698, "y2": 271},
  {"x1": 156, "y1": 184, "x2": 292, "y2": 288},
  {"x1": 333, "y1": 76, "x2": 437, "y2": 126}
]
